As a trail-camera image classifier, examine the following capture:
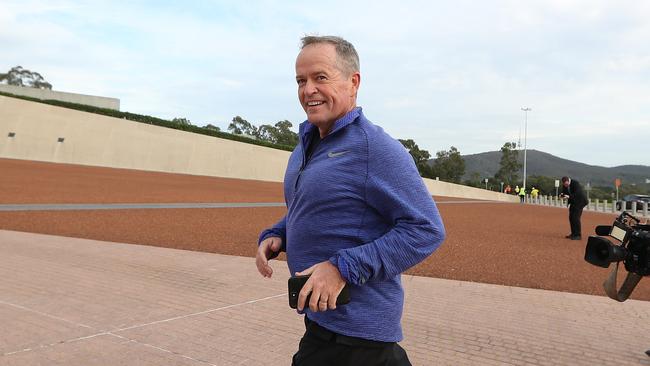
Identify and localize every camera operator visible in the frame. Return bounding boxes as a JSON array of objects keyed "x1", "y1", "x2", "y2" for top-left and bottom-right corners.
[{"x1": 560, "y1": 176, "x2": 588, "y2": 240}]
